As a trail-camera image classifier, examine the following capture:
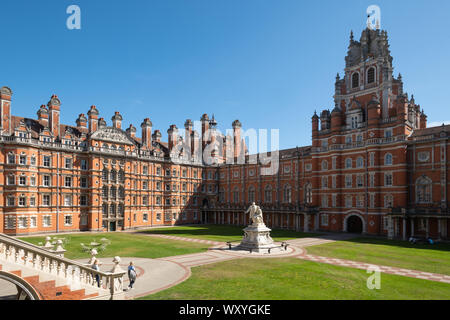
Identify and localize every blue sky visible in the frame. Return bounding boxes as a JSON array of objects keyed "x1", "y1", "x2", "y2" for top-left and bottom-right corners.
[{"x1": 1, "y1": 0, "x2": 449, "y2": 149}]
